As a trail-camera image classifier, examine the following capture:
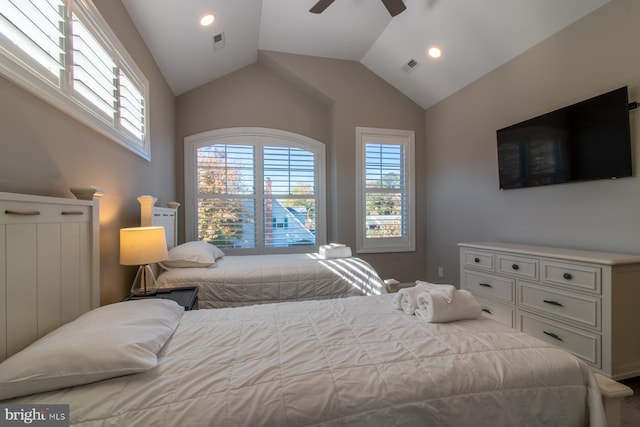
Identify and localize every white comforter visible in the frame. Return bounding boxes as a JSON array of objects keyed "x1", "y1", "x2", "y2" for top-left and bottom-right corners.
[
  {"x1": 158, "y1": 254, "x2": 387, "y2": 308},
  {"x1": 8, "y1": 295, "x2": 604, "y2": 426}
]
